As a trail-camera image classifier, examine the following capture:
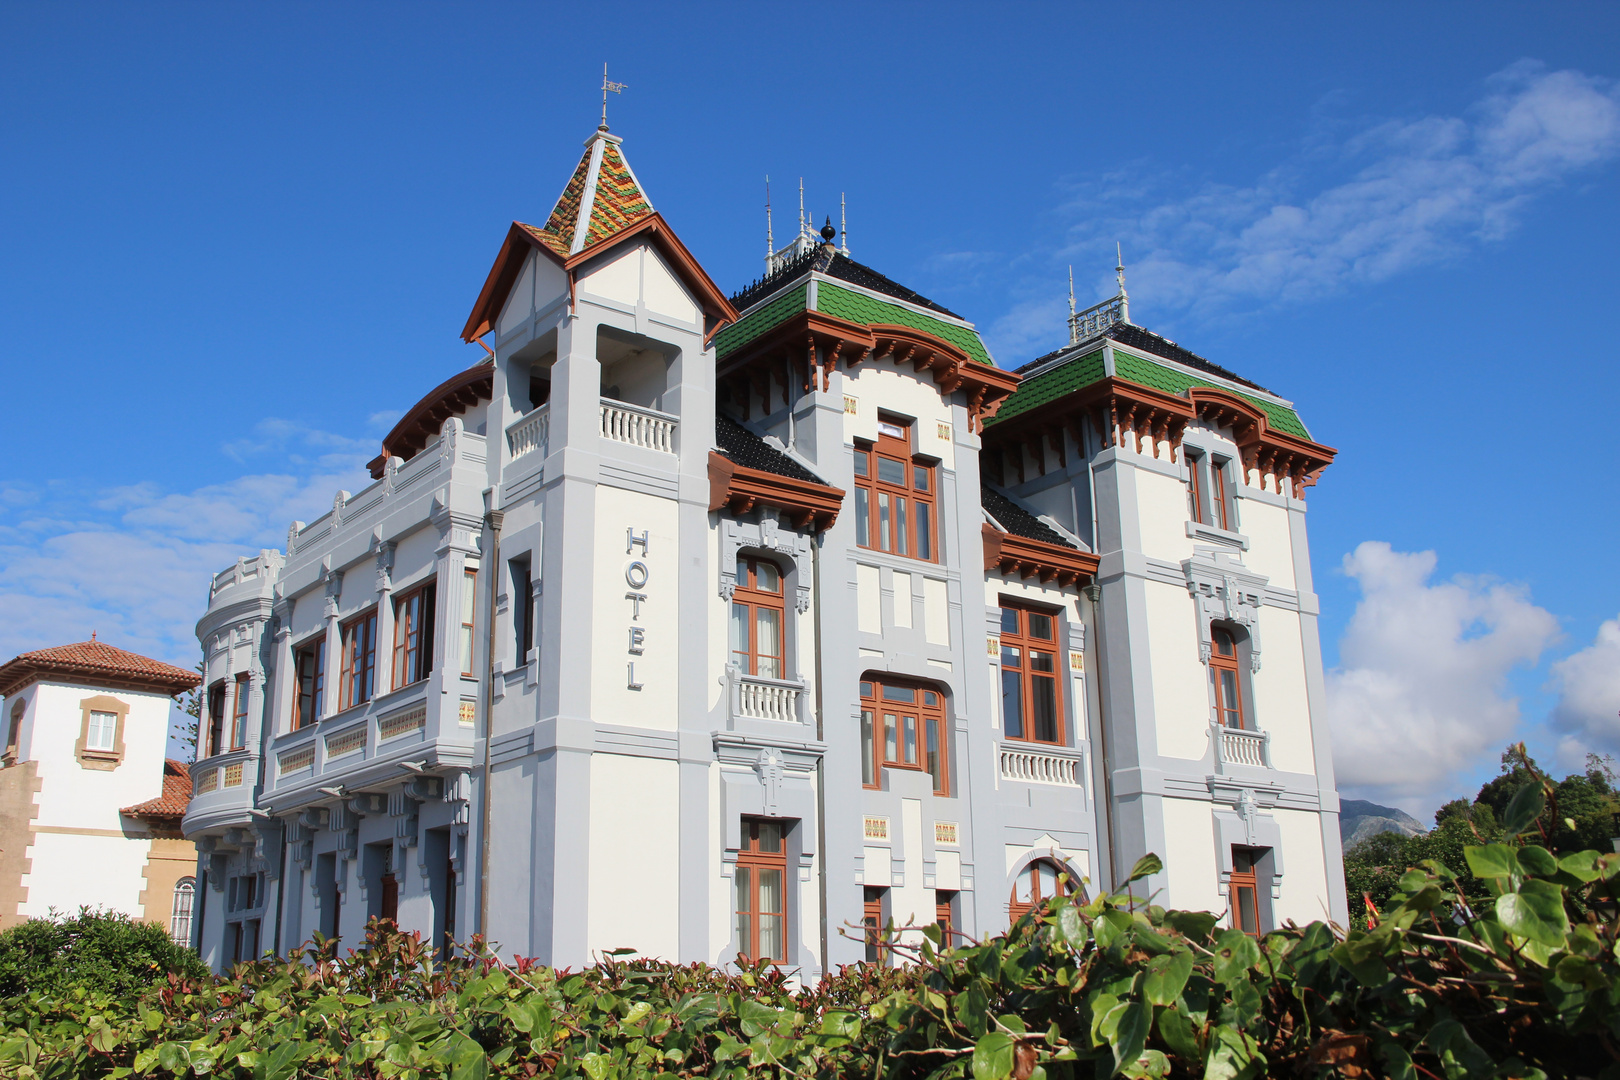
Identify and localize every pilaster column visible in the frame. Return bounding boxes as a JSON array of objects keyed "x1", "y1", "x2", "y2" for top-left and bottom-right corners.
[
  {"x1": 373, "y1": 542, "x2": 397, "y2": 695},
  {"x1": 322, "y1": 571, "x2": 344, "y2": 719},
  {"x1": 268, "y1": 597, "x2": 294, "y2": 740}
]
